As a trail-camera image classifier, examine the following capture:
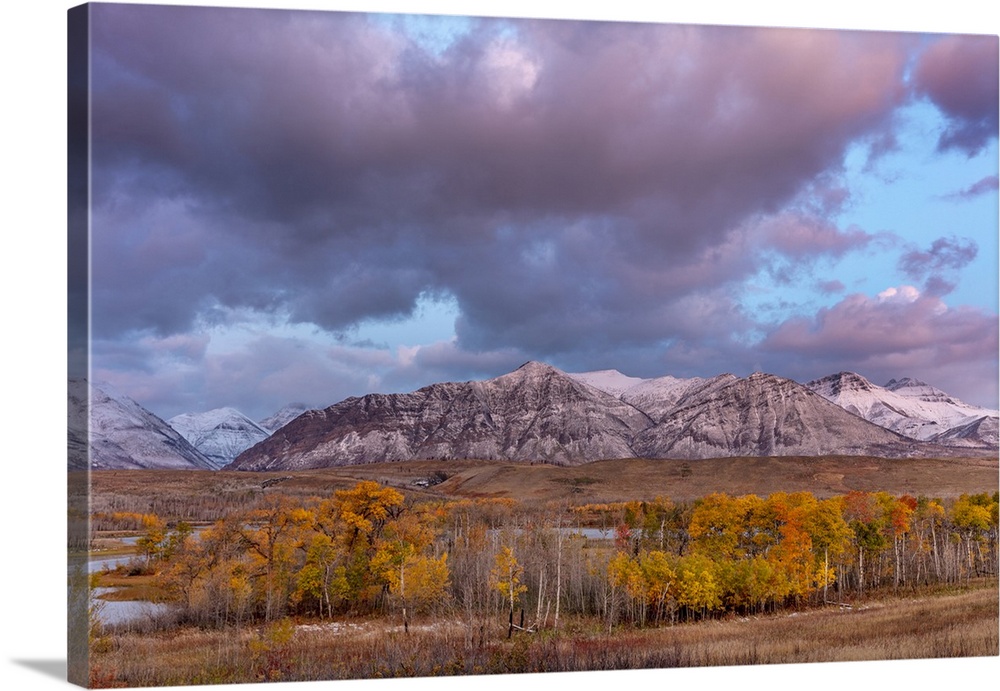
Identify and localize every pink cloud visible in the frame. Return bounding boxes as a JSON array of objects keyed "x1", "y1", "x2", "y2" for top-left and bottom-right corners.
[
  {"x1": 758, "y1": 287, "x2": 998, "y2": 406},
  {"x1": 946, "y1": 175, "x2": 999, "y2": 201},
  {"x1": 913, "y1": 35, "x2": 999, "y2": 156},
  {"x1": 763, "y1": 285, "x2": 996, "y2": 370},
  {"x1": 754, "y1": 212, "x2": 872, "y2": 259}
]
